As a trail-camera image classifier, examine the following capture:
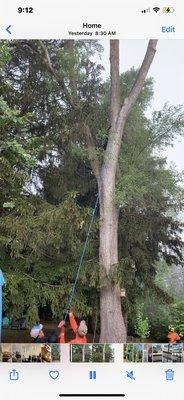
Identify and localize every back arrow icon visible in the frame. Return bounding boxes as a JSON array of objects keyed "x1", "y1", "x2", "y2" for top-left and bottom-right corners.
[{"x1": 6, "y1": 25, "x2": 12, "y2": 34}]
